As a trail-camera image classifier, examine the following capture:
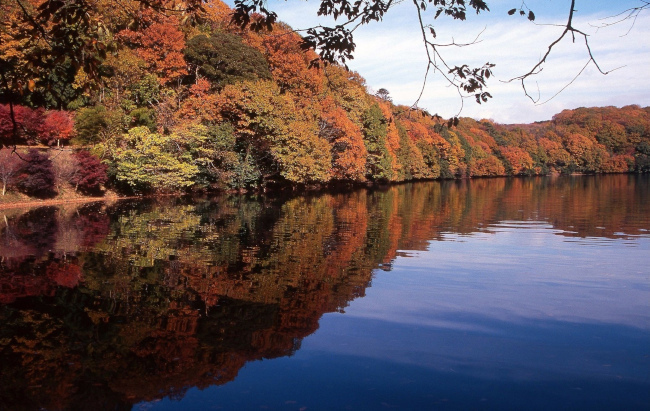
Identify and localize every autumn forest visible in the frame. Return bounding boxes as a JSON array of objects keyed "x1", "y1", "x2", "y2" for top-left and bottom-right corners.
[{"x1": 0, "y1": 0, "x2": 649, "y2": 200}]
